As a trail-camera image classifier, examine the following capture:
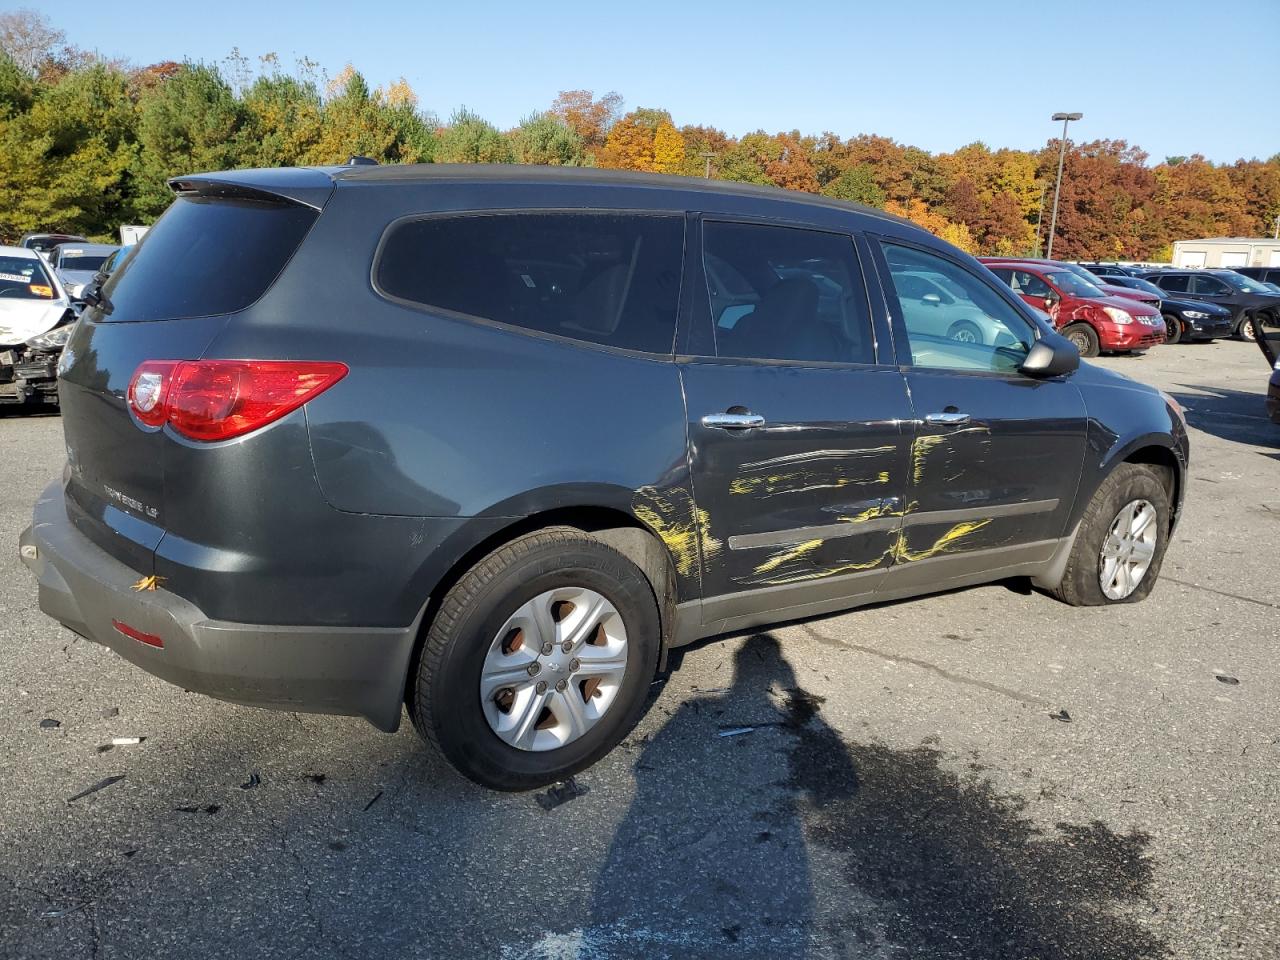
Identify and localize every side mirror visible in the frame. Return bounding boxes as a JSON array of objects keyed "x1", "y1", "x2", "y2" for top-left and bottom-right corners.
[
  {"x1": 1020, "y1": 333, "x2": 1079, "y2": 378},
  {"x1": 921, "y1": 293, "x2": 941, "y2": 306}
]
